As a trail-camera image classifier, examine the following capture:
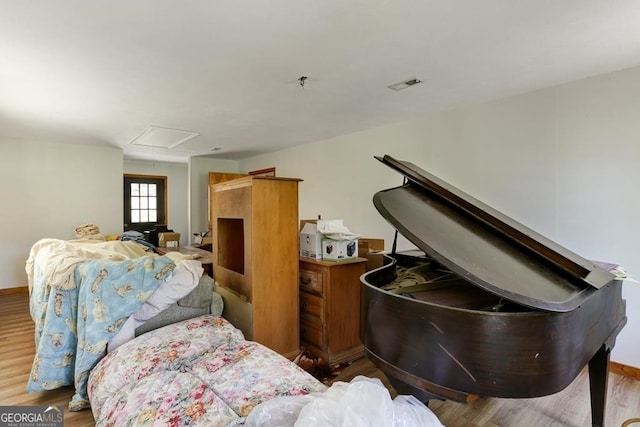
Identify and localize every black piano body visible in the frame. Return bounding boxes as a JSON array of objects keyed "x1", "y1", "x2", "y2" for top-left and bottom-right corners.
[{"x1": 361, "y1": 155, "x2": 627, "y2": 427}]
